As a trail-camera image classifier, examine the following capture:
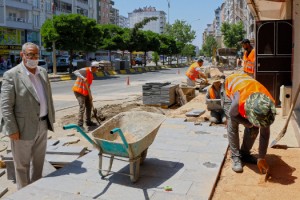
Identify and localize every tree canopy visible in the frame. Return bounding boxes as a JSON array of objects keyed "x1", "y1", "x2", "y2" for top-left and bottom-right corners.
[
  {"x1": 202, "y1": 35, "x2": 218, "y2": 57},
  {"x1": 221, "y1": 21, "x2": 246, "y2": 50}
]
